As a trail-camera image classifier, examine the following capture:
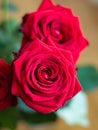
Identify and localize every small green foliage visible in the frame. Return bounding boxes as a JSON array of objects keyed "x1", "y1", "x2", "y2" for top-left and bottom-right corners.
[
  {"x1": 77, "y1": 65, "x2": 98, "y2": 92},
  {"x1": 0, "y1": 19, "x2": 22, "y2": 63},
  {"x1": 0, "y1": 107, "x2": 20, "y2": 130},
  {"x1": 0, "y1": 3, "x2": 18, "y2": 11},
  {"x1": 19, "y1": 110, "x2": 57, "y2": 124},
  {"x1": 17, "y1": 98, "x2": 57, "y2": 124}
]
